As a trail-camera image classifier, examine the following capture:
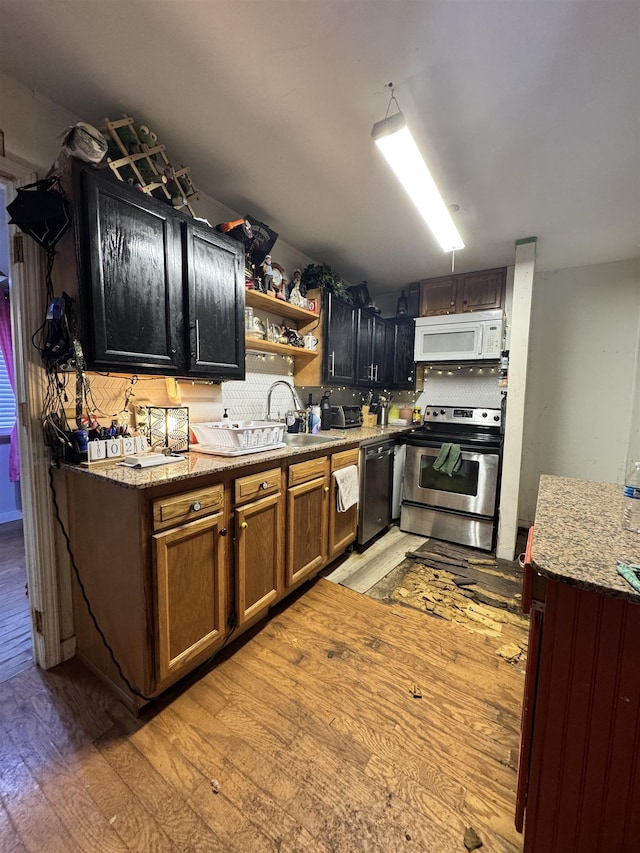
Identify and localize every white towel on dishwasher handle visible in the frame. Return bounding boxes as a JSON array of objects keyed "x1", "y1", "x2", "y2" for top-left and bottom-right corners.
[{"x1": 333, "y1": 465, "x2": 359, "y2": 512}]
